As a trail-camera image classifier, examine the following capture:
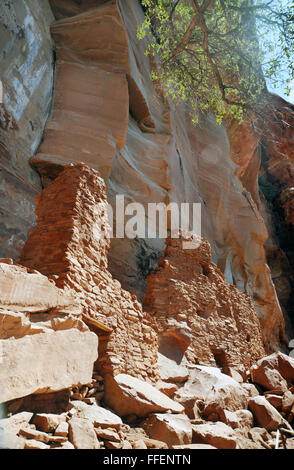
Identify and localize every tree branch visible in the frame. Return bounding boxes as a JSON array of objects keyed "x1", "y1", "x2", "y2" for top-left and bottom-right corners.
[
  {"x1": 166, "y1": 14, "x2": 198, "y2": 62},
  {"x1": 191, "y1": 0, "x2": 246, "y2": 107}
]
